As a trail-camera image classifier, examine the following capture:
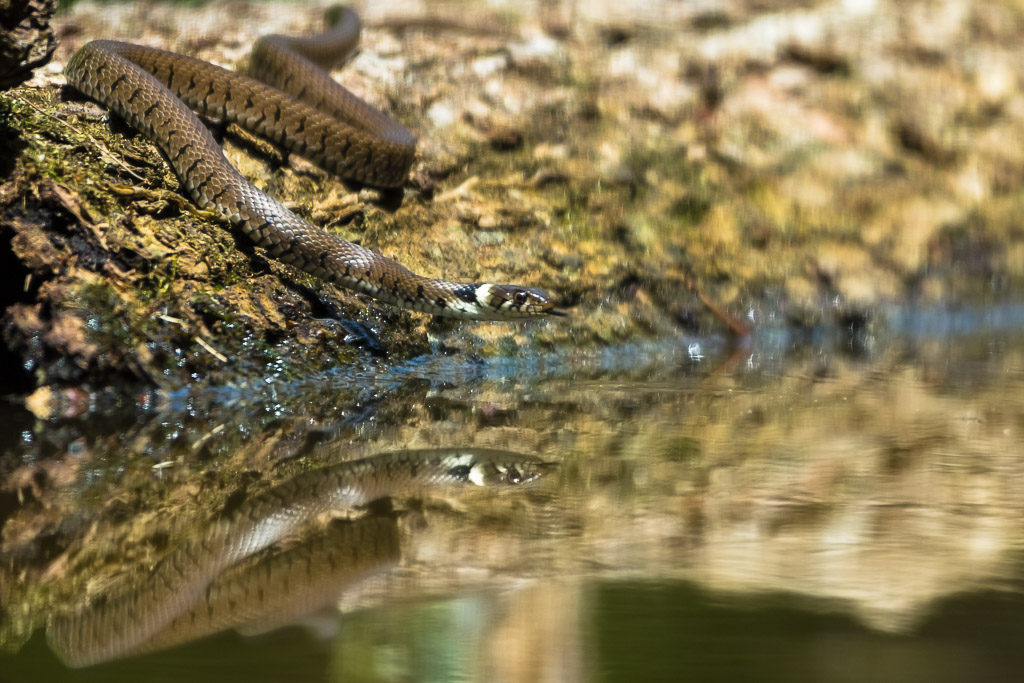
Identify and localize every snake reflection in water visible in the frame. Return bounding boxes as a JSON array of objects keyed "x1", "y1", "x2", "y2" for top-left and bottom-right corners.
[{"x1": 47, "y1": 448, "x2": 553, "y2": 667}]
